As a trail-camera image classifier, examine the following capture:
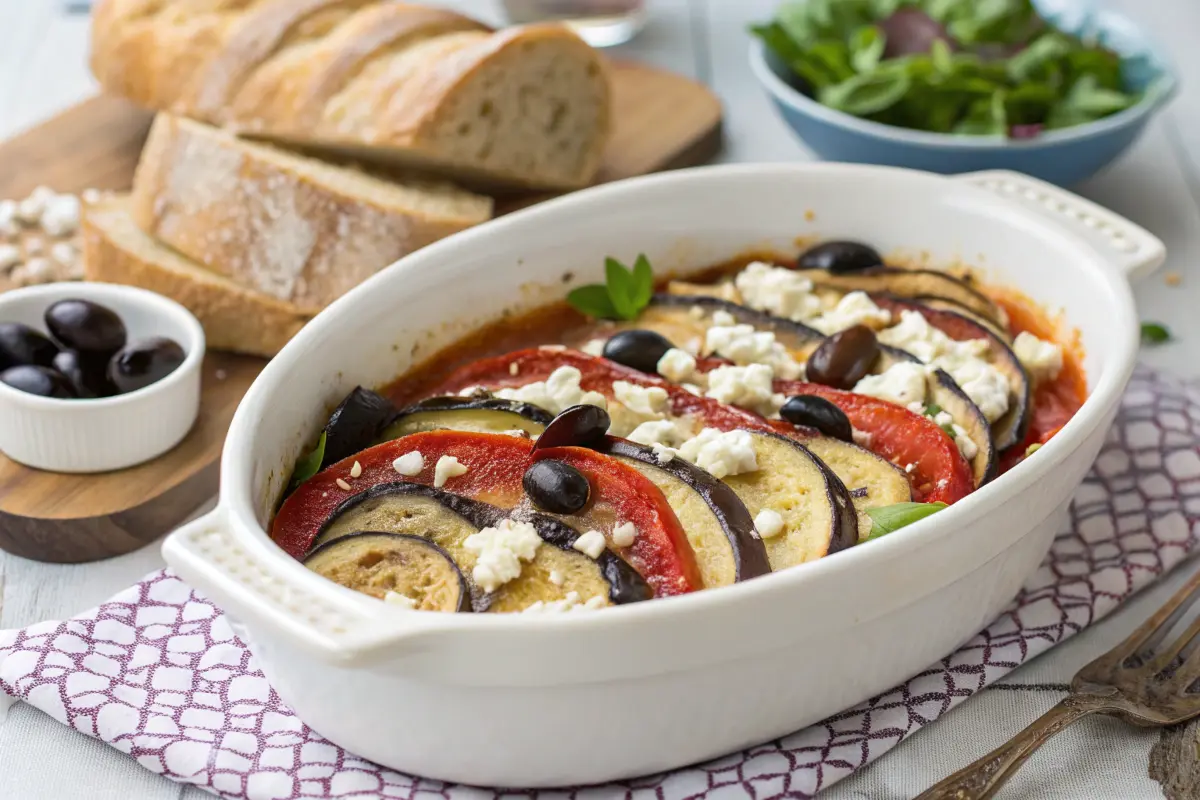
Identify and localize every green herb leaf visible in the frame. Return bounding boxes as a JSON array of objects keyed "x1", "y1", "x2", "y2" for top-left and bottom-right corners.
[
  {"x1": 605, "y1": 257, "x2": 637, "y2": 319},
  {"x1": 923, "y1": 403, "x2": 943, "y2": 417},
  {"x1": 631, "y1": 254, "x2": 654, "y2": 310},
  {"x1": 1006, "y1": 33, "x2": 1070, "y2": 83},
  {"x1": 866, "y1": 501, "x2": 949, "y2": 539},
  {"x1": 288, "y1": 431, "x2": 327, "y2": 491},
  {"x1": 850, "y1": 25, "x2": 886, "y2": 73},
  {"x1": 1141, "y1": 322, "x2": 1172, "y2": 345},
  {"x1": 930, "y1": 38, "x2": 954, "y2": 75},
  {"x1": 567, "y1": 284, "x2": 619, "y2": 319},
  {"x1": 821, "y1": 70, "x2": 912, "y2": 115},
  {"x1": 567, "y1": 255, "x2": 656, "y2": 321}
]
